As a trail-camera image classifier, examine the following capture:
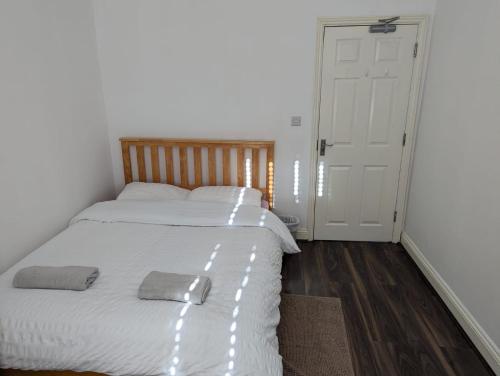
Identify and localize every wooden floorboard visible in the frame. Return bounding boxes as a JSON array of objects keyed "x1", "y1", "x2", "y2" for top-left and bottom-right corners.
[{"x1": 282, "y1": 241, "x2": 495, "y2": 376}]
